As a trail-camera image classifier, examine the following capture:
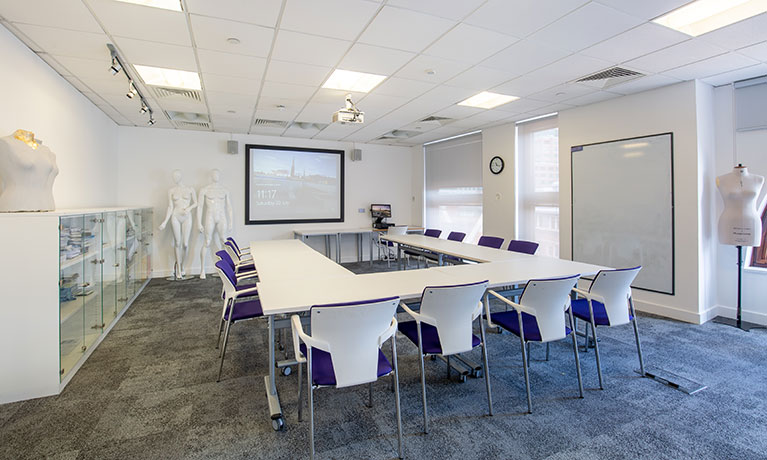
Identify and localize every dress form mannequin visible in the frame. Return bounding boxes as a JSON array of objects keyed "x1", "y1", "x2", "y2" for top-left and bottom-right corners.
[
  {"x1": 0, "y1": 130, "x2": 59, "y2": 212},
  {"x1": 716, "y1": 165, "x2": 764, "y2": 246},
  {"x1": 158, "y1": 170, "x2": 197, "y2": 279},
  {"x1": 198, "y1": 169, "x2": 233, "y2": 279}
]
